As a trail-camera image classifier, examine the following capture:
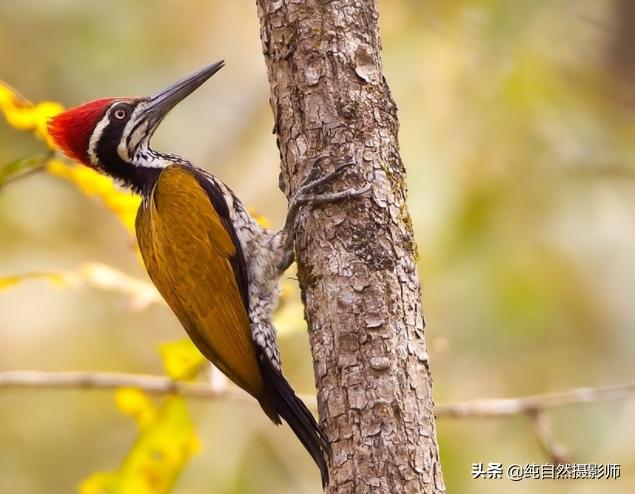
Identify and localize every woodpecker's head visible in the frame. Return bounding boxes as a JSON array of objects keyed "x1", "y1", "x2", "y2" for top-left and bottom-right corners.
[{"x1": 48, "y1": 61, "x2": 224, "y2": 193}]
